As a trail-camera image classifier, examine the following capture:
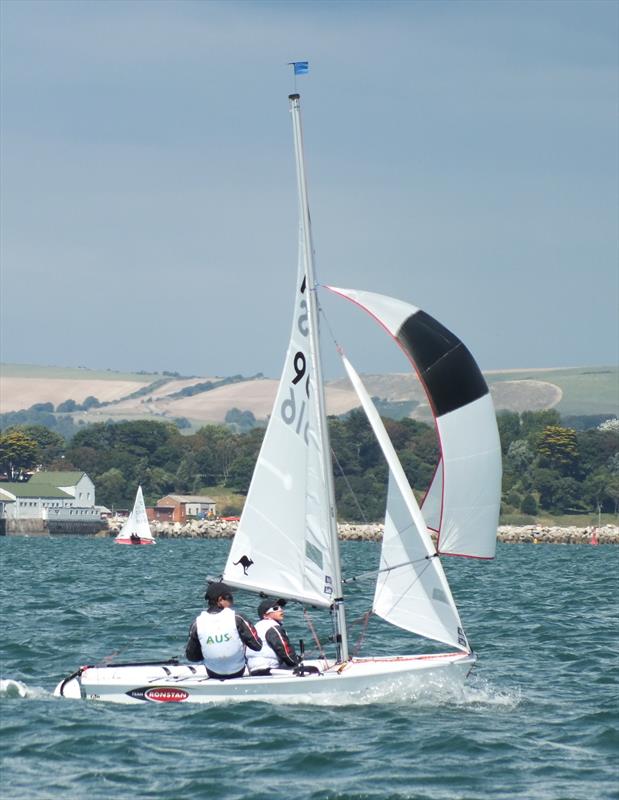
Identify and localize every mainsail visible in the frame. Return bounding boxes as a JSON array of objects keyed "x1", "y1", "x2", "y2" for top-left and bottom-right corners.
[
  {"x1": 223, "y1": 260, "x2": 335, "y2": 605},
  {"x1": 327, "y1": 286, "x2": 502, "y2": 559},
  {"x1": 342, "y1": 355, "x2": 468, "y2": 652}
]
